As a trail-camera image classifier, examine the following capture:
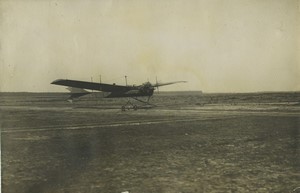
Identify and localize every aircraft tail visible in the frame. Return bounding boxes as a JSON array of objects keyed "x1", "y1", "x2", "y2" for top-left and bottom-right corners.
[{"x1": 66, "y1": 87, "x2": 90, "y2": 100}]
